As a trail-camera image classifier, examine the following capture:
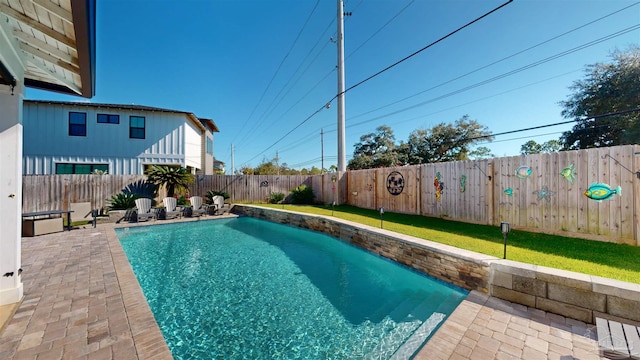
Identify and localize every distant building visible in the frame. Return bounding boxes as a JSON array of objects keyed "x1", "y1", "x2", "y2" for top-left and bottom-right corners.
[
  {"x1": 22, "y1": 100, "x2": 219, "y2": 175},
  {"x1": 214, "y1": 159, "x2": 225, "y2": 174}
]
